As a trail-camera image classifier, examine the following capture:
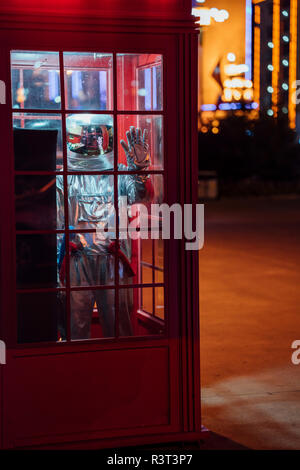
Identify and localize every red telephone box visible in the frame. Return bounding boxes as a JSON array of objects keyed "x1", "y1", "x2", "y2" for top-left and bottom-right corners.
[{"x1": 0, "y1": 0, "x2": 200, "y2": 449}]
